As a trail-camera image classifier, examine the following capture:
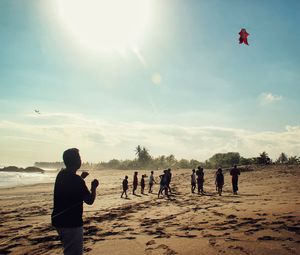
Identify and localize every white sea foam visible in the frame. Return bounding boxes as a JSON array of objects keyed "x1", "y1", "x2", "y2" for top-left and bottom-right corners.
[{"x1": 0, "y1": 171, "x2": 57, "y2": 188}]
